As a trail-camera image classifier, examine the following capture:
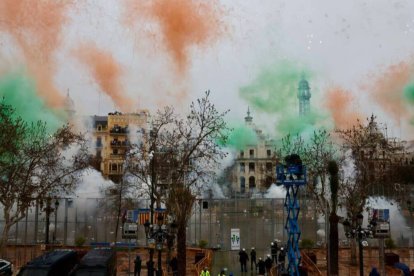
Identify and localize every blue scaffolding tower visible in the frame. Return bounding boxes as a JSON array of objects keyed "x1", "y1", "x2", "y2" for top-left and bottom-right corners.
[{"x1": 276, "y1": 155, "x2": 307, "y2": 276}]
